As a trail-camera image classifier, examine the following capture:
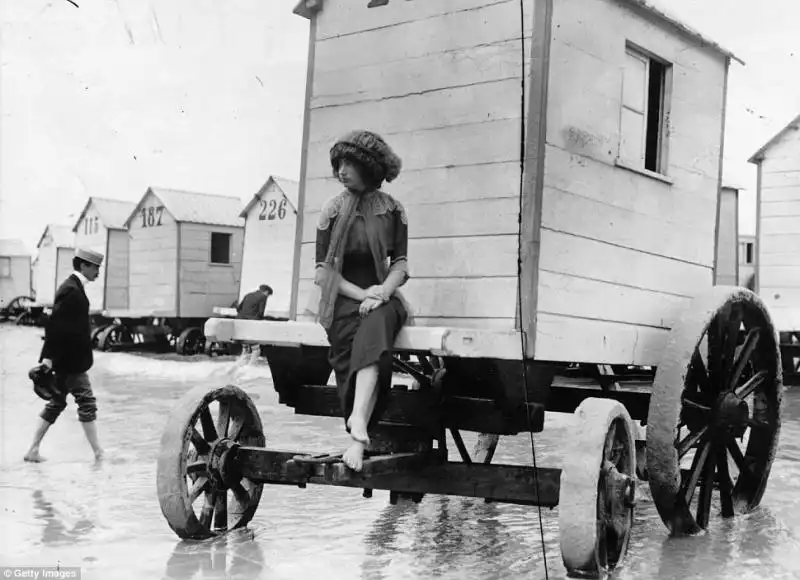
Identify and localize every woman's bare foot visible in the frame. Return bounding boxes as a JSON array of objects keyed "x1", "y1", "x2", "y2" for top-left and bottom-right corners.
[
  {"x1": 346, "y1": 416, "x2": 370, "y2": 445},
  {"x1": 23, "y1": 450, "x2": 45, "y2": 463},
  {"x1": 342, "y1": 441, "x2": 365, "y2": 472}
]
